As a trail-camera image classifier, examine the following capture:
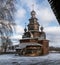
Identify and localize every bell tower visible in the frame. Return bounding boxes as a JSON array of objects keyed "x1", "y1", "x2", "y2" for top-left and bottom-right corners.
[
  {"x1": 27, "y1": 5, "x2": 40, "y2": 38},
  {"x1": 28, "y1": 10, "x2": 40, "y2": 31}
]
